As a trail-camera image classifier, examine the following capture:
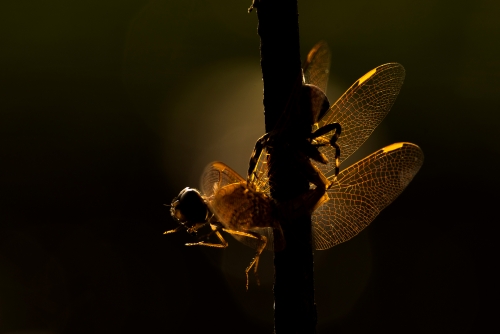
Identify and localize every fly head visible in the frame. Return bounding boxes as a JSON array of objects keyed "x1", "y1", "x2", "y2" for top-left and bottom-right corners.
[{"x1": 170, "y1": 187, "x2": 209, "y2": 229}]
